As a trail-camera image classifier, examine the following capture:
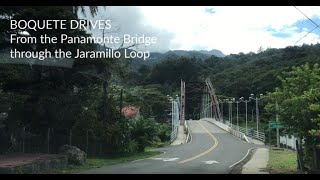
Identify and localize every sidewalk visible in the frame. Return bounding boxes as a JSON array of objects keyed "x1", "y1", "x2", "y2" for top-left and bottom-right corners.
[
  {"x1": 242, "y1": 138, "x2": 269, "y2": 174},
  {"x1": 171, "y1": 125, "x2": 186, "y2": 146},
  {"x1": 247, "y1": 137, "x2": 265, "y2": 146}
]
